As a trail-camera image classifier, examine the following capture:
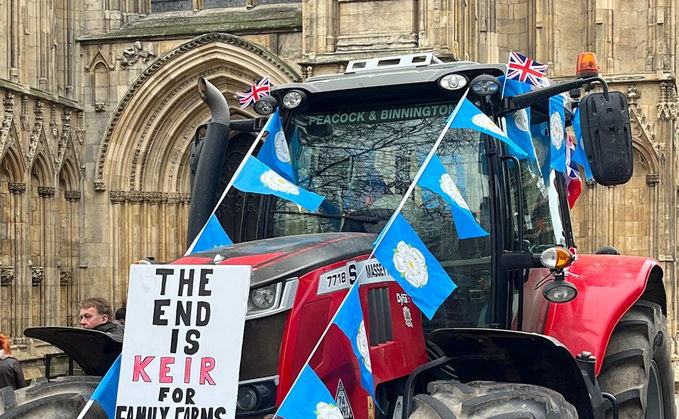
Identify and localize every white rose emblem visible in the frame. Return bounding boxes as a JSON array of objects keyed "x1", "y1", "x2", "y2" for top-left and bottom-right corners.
[
  {"x1": 356, "y1": 321, "x2": 372, "y2": 372},
  {"x1": 513, "y1": 109, "x2": 529, "y2": 132},
  {"x1": 260, "y1": 170, "x2": 299, "y2": 195},
  {"x1": 315, "y1": 402, "x2": 343, "y2": 419},
  {"x1": 439, "y1": 174, "x2": 469, "y2": 210},
  {"x1": 392, "y1": 241, "x2": 428, "y2": 288},
  {"x1": 550, "y1": 112, "x2": 564, "y2": 150},
  {"x1": 471, "y1": 114, "x2": 505, "y2": 137},
  {"x1": 274, "y1": 131, "x2": 291, "y2": 163}
]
